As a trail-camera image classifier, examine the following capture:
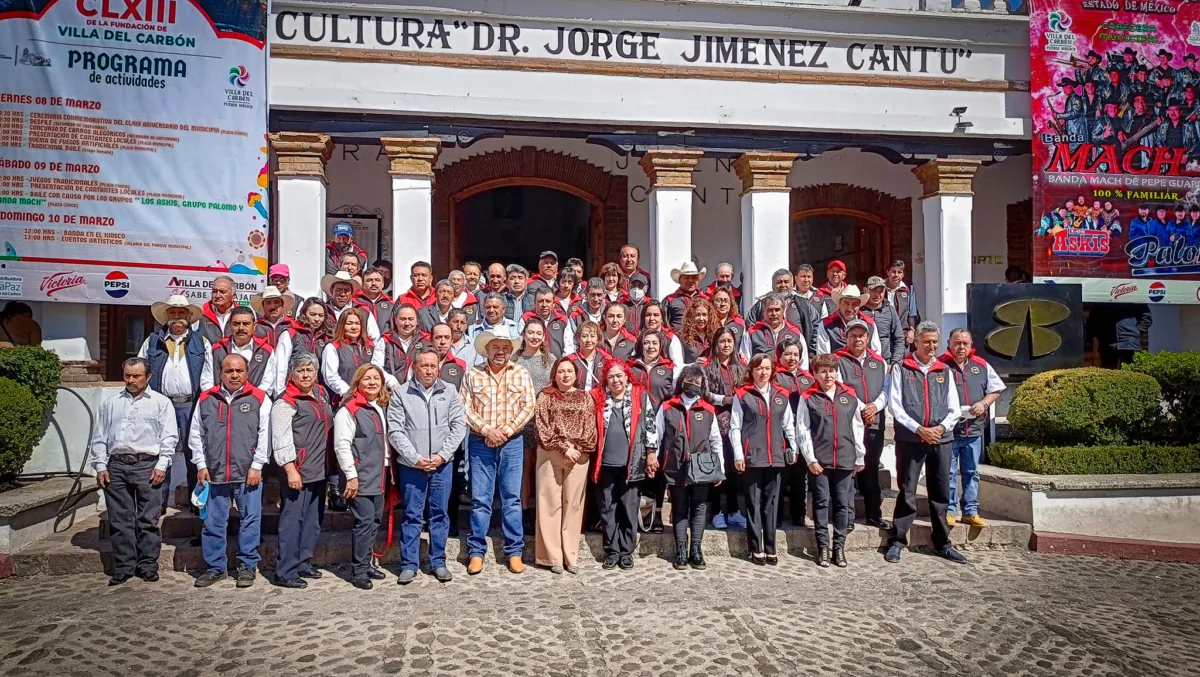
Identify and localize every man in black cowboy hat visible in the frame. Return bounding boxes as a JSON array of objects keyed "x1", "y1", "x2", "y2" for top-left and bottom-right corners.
[
  {"x1": 1129, "y1": 64, "x2": 1150, "y2": 99},
  {"x1": 1099, "y1": 65, "x2": 1129, "y2": 107},
  {"x1": 1179, "y1": 53, "x2": 1200, "y2": 89},
  {"x1": 1151, "y1": 70, "x2": 1181, "y2": 118},
  {"x1": 1151, "y1": 48, "x2": 1178, "y2": 86},
  {"x1": 1092, "y1": 97, "x2": 1123, "y2": 145},
  {"x1": 1122, "y1": 93, "x2": 1155, "y2": 146},
  {"x1": 1076, "y1": 49, "x2": 1105, "y2": 88},
  {"x1": 1055, "y1": 77, "x2": 1089, "y2": 142},
  {"x1": 1116, "y1": 46, "x2": 1138, "y2": 79},
  {"x1": 1154, "y1": 98, "x2": 1197, "y2": 149}
]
